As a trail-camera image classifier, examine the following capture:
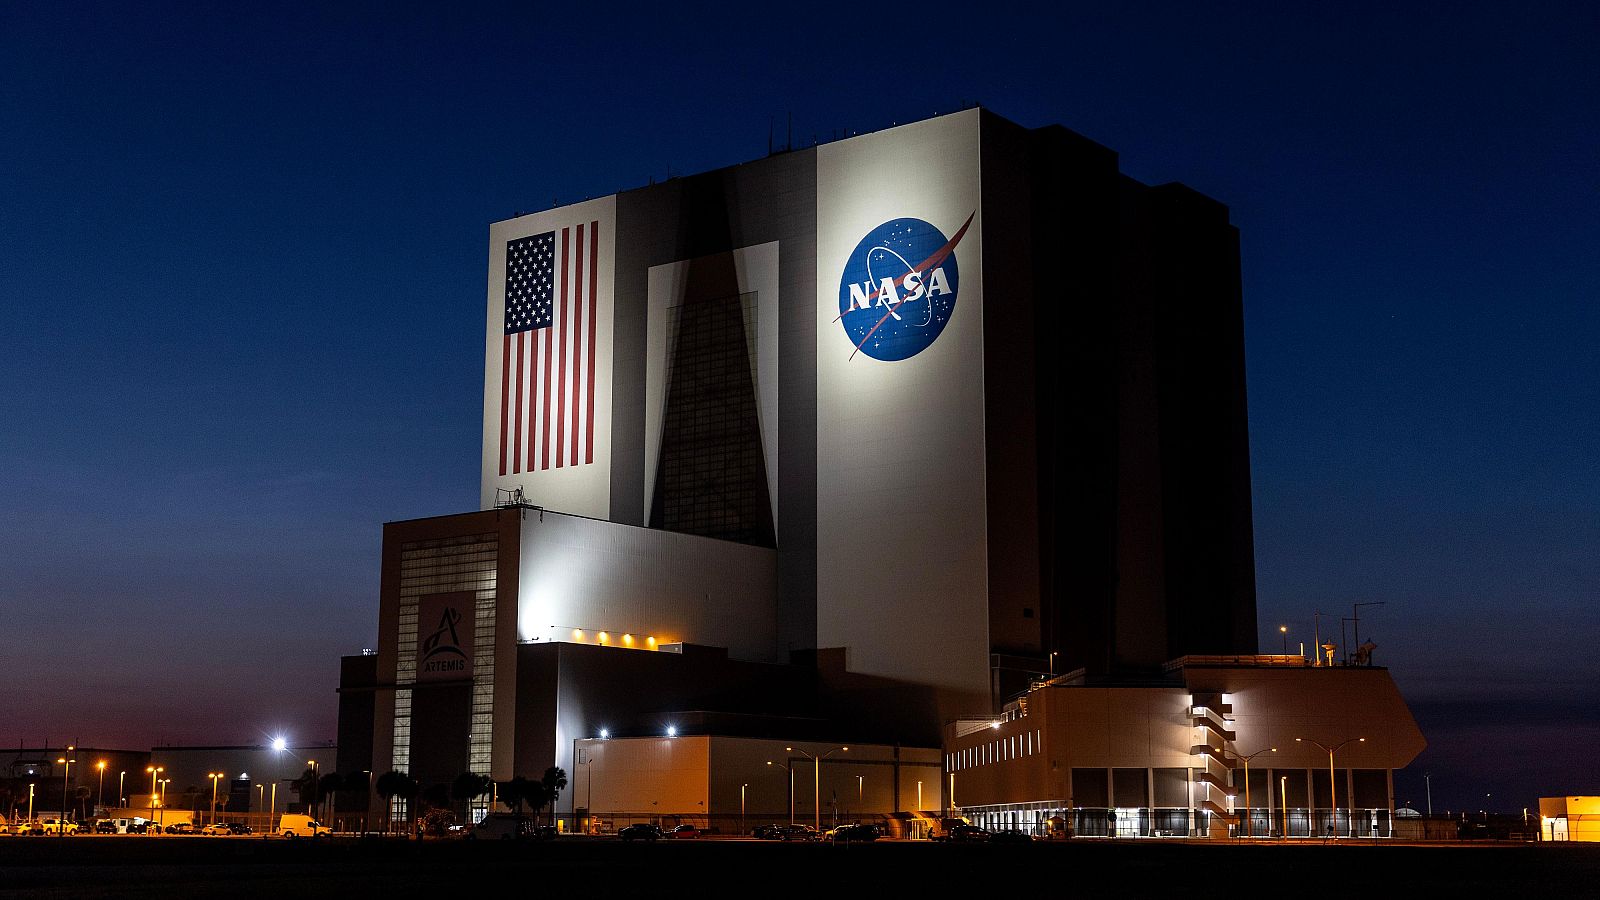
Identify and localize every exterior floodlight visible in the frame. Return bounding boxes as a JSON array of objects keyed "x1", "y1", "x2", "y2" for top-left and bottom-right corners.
[
  {"x1": 272, "y1": 737, "x2": 287, "y2": 752},
  {"x1": 666, "y1": 725, "x2": 677, "y2": 737},
  {"x1": 599, "y1": 729, "x2": 610, "y2": 739}
]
